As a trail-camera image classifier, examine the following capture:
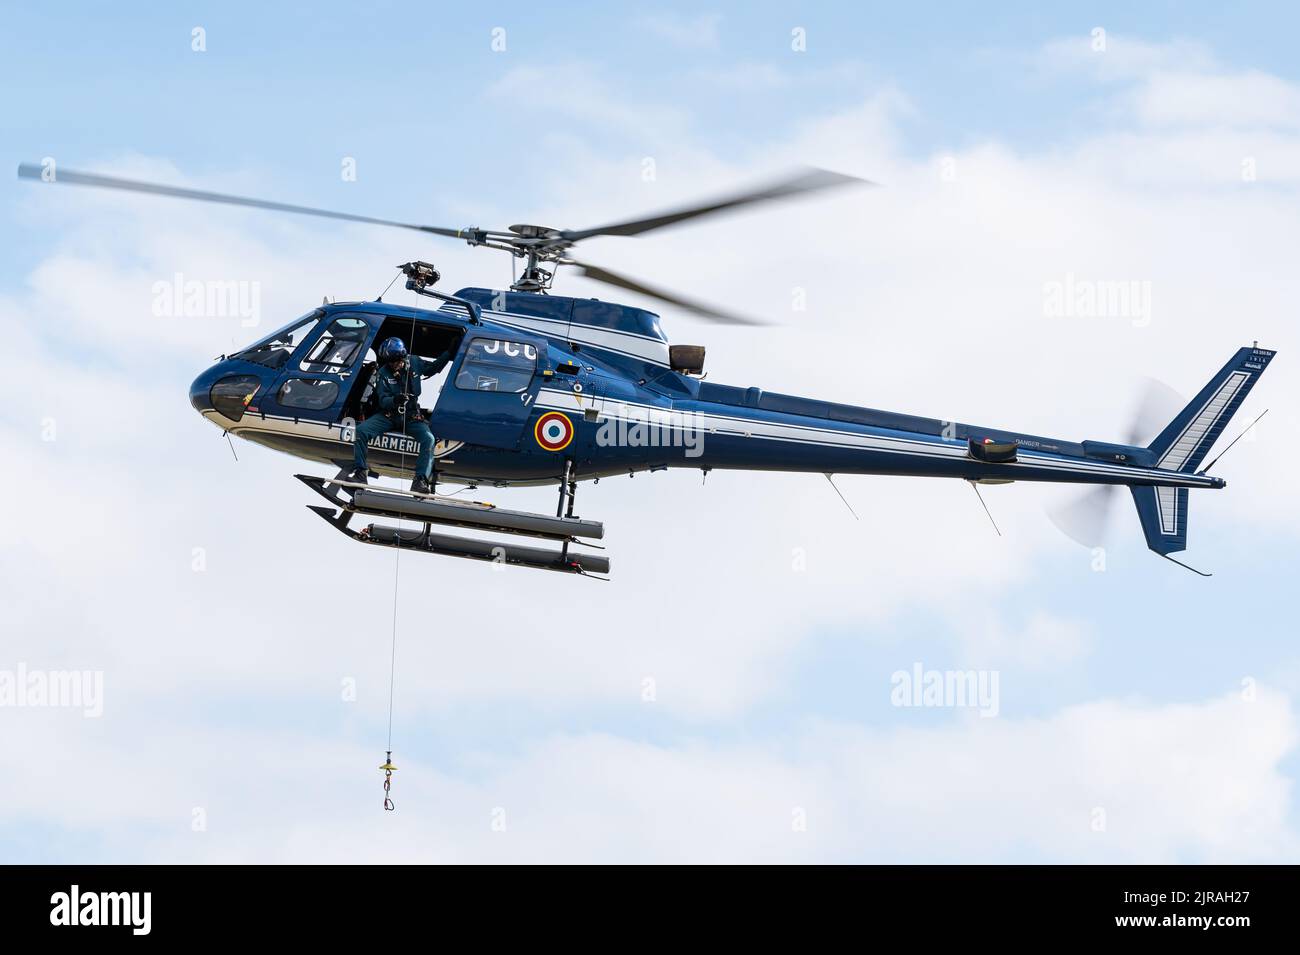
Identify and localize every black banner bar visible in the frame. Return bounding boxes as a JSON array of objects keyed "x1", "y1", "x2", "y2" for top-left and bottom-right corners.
[{"x1": 0, "y1": 864, "x2": 1291, "y2": 940}]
